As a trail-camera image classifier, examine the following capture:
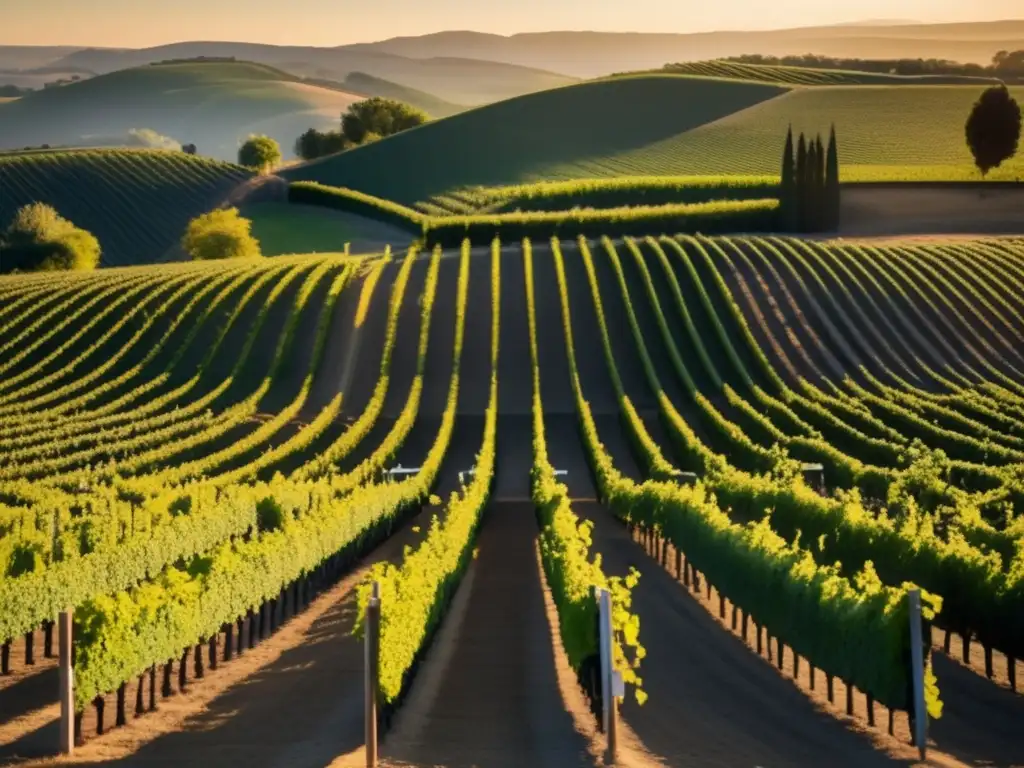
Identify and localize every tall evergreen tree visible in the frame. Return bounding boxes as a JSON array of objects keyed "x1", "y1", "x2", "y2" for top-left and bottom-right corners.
[
  {"x1": 781, "y1": 126, "x2": 796, "y2": 231},
  {"x1": 815, "y1": 134, "x2": 826, "y2": 230},
  {"x1": 807, "y1": 136, "x2": 820, "y2": 231},
  {"x1": 795, "y1": 133, "x2": 808, "y2": 232},
  {"x1": 826, "y1": 124, "x2": 841, "y2": 230}
]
